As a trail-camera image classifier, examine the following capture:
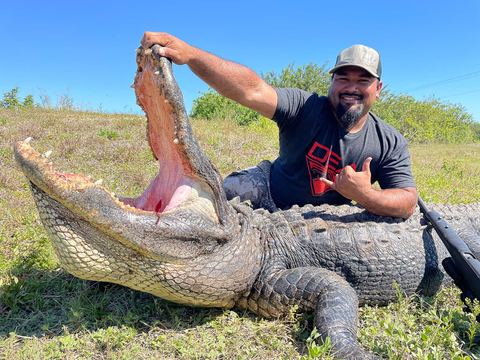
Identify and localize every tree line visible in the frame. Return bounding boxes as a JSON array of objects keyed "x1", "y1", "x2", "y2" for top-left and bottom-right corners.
[{"x1": 190, "y1": 62, "x2": 479, "y2": 143}]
